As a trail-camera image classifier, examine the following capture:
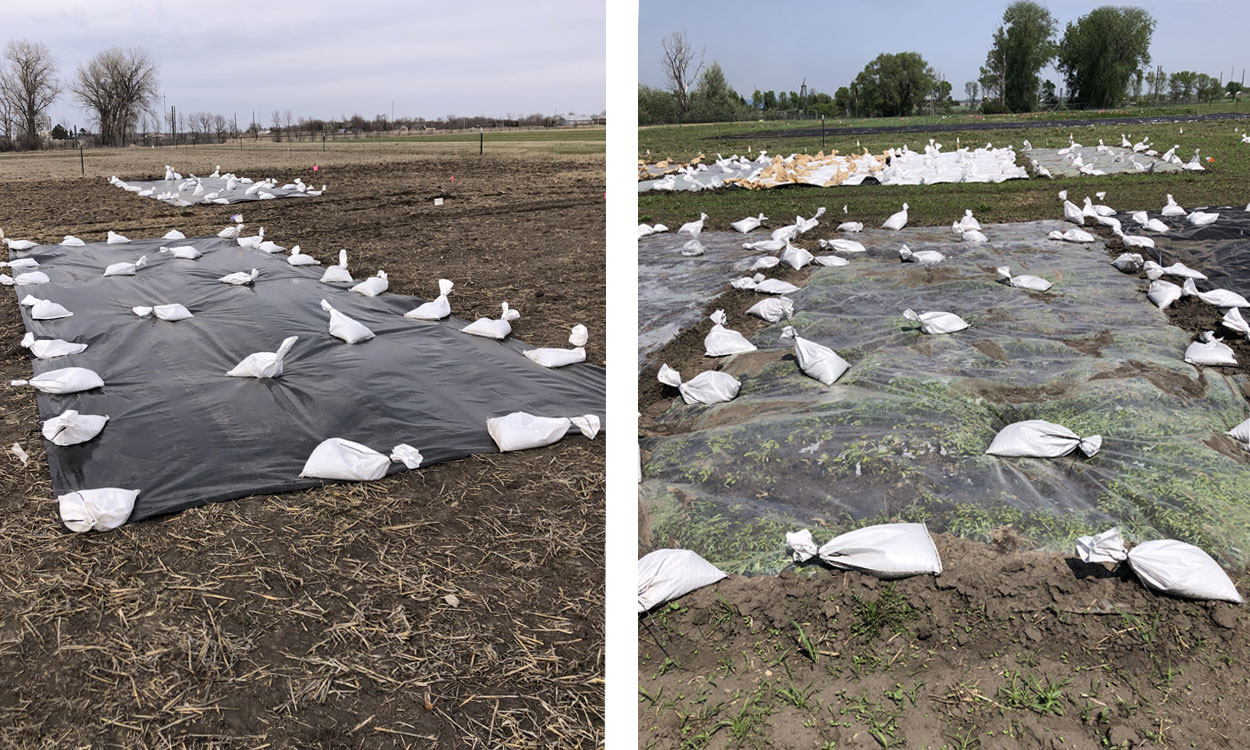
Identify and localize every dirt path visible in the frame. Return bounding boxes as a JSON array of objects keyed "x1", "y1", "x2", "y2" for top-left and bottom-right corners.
[{"x1": 0, "y1": 148, "x2": 604, "y2": 747}]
